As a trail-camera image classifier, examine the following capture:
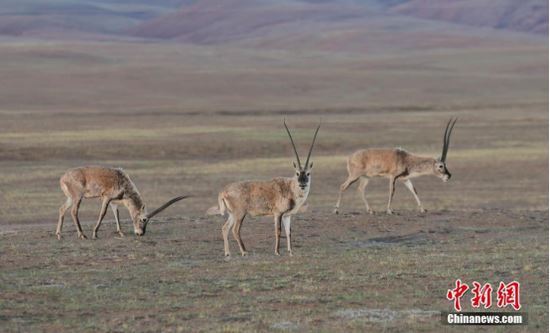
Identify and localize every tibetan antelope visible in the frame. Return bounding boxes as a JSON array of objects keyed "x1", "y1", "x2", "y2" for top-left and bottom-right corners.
[
  {"x1": 56, "y1": 166, "x2": 189, "y2": 240},
  {"x1": 334, "y1": 118, "x2": 457, "y2": 215},
  {"x1": 207, "y1": 120, "x2": 320, "y2": 257}
]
